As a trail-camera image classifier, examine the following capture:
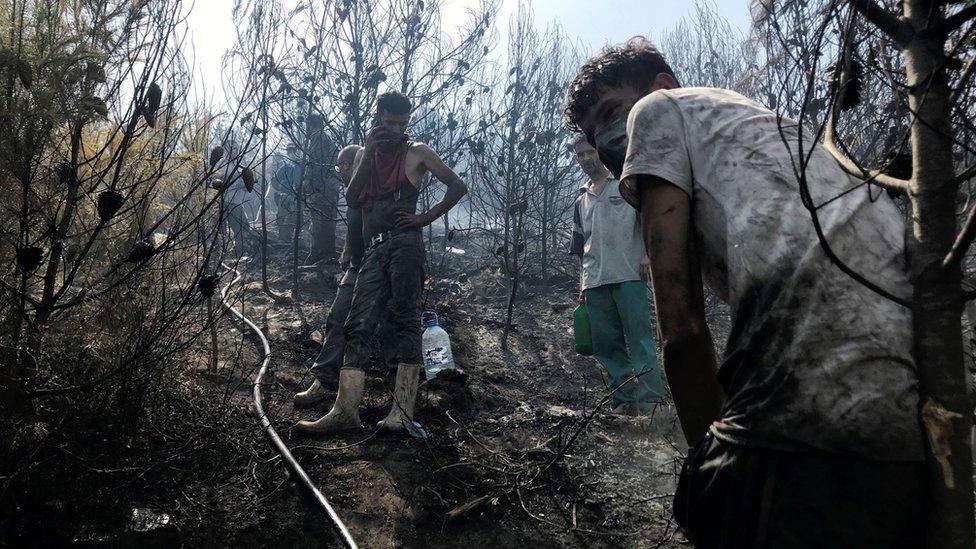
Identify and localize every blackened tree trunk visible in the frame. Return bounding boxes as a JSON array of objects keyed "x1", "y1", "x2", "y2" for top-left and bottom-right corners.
[{"x1": 901, "y1": 2, "x2": 973, "y2": 545}]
